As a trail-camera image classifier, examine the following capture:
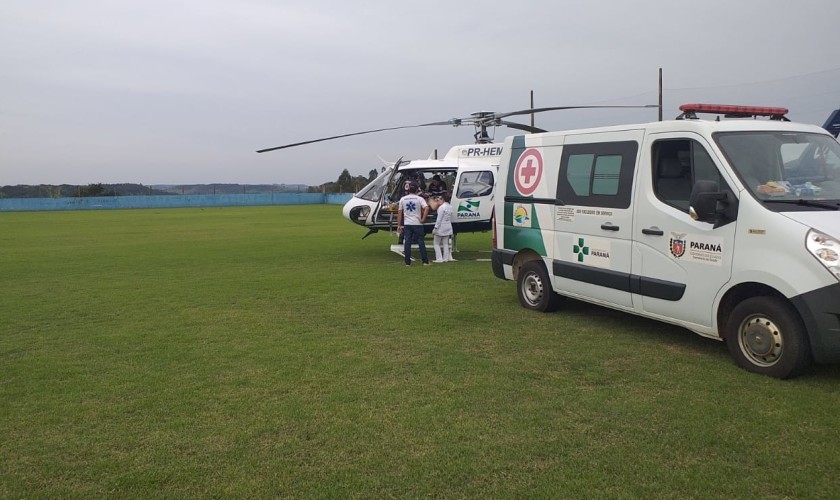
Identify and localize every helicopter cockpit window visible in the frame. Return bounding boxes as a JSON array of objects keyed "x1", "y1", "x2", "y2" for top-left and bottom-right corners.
[
  {"x1": 356, "y1": 169, "x2": 390, "y2": 202},
  {"x1": 456, "y1": 171, "x2": 494, "y2": 198}
]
